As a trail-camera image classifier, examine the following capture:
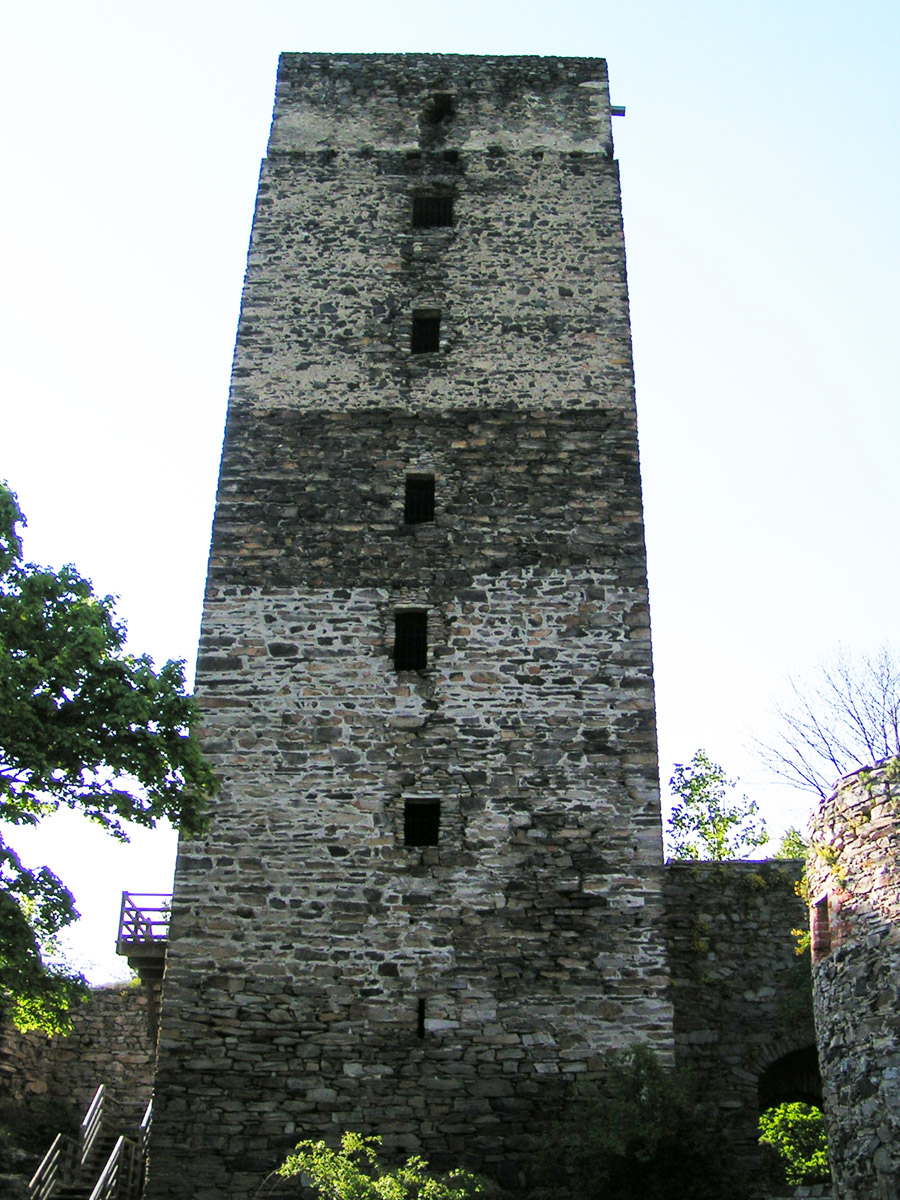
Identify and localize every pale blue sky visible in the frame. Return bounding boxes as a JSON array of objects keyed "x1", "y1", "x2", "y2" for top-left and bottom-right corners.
[{"x1": 2, "y1": 0, "x2": 898, "y2": 982}]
